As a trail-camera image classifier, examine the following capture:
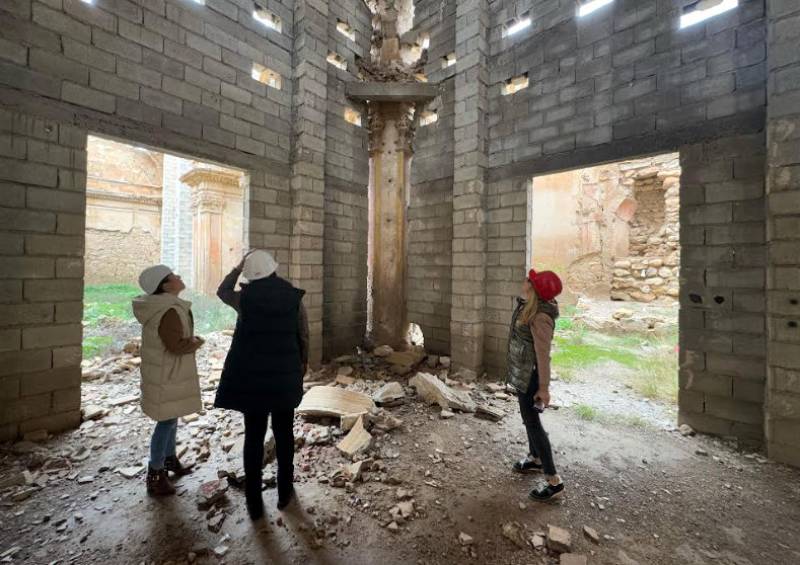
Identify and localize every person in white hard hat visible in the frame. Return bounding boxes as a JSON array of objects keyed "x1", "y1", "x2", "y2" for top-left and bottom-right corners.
[
  {"x1": 214, "y1": 250, "x2": 309, "y2": 520},
  {"x1": 132, "y1": 265, "x2": 205, "y2": 496}
]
